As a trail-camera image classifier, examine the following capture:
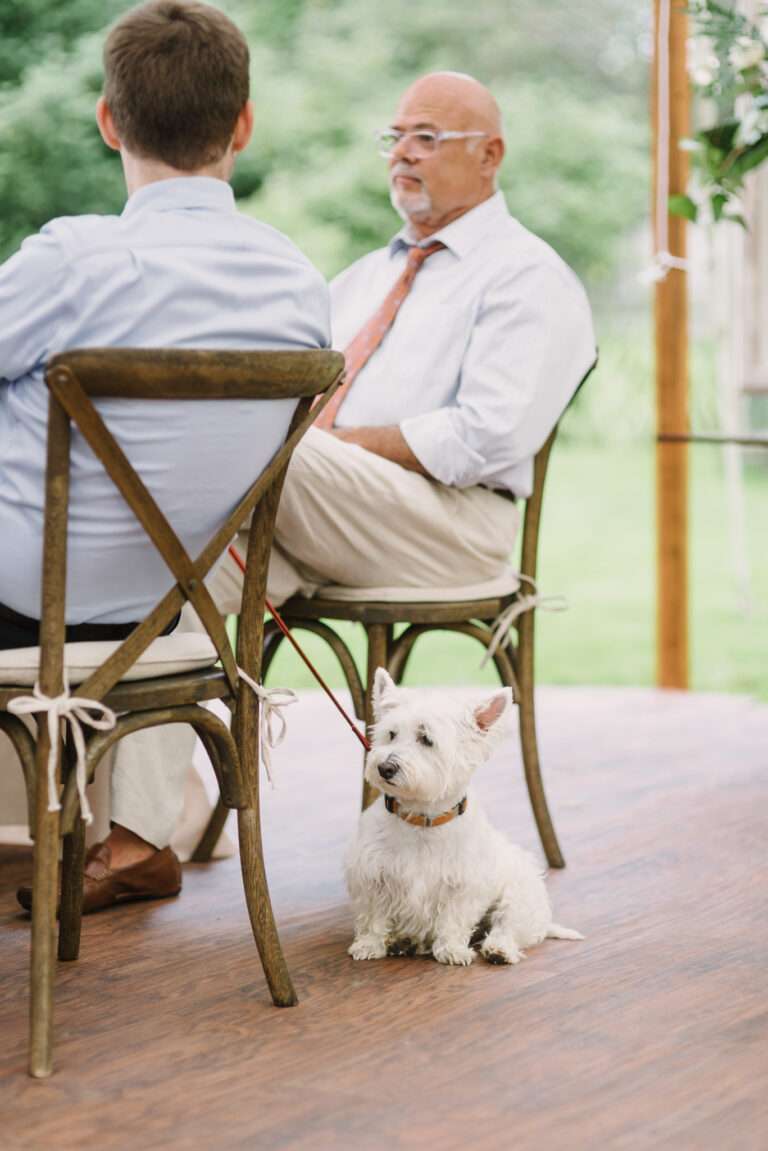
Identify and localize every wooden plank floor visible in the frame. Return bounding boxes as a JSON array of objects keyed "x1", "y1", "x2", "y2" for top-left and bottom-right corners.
[{"x1": 1, "y1": 686, "x2": 767, "y2": 1150}]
